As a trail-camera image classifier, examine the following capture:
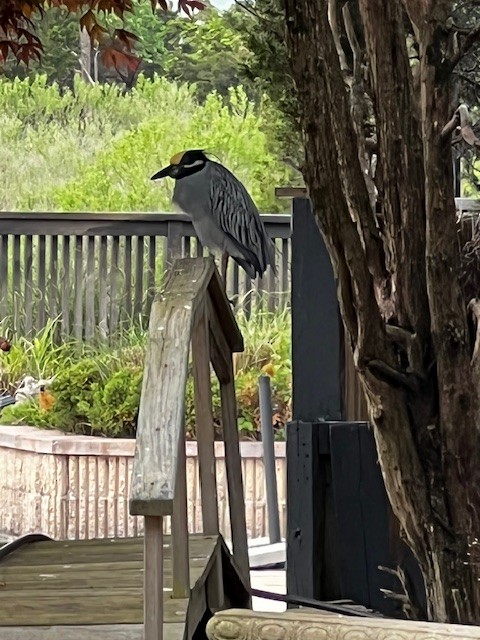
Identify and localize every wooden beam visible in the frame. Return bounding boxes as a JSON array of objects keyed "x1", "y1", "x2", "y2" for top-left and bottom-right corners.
[
  {"x1": 144, "y1": 516, "x2": 164, "y2": 640},
  {"x1": 275, "y1": 186, "x2": 308, "y2": 199},
  {"x1": 130, "y1": 258, "x2": 215, "y2": 517},
  {"x1": 206, "y1": 266, "x2": 244, "y2": 353},
  {"x1": 206, "y1": 294, "x2": 234, "y2": 385},
  {"x1": 192, "y1": 306, "x2": 219, "y2": 536},
  {"x1": 172, "y1": 433, "x2": 190, "y2": 599},
  {"x1": 291, "y1": 197, "x2": 343, "y2": 421},
  {"x1": 220, "y1": 359, "x2": 250, "y2": 588}
]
